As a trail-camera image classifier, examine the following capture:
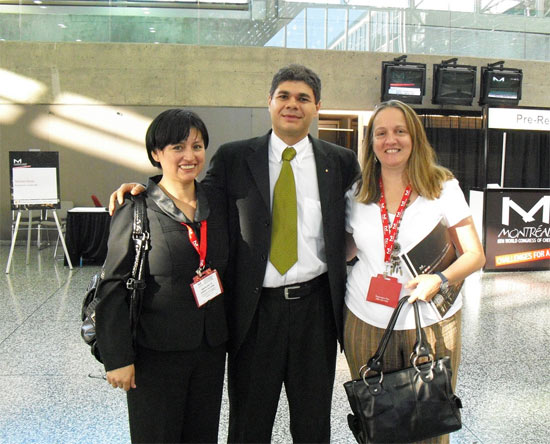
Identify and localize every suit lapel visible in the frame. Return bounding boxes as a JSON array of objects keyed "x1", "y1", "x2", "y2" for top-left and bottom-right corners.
[
  {"x1": 311, "y1": 137, "x2": 333, "y2": 223},
  {"x1": 246, "y1": 132, "x2": 271, "y2": 211}
]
